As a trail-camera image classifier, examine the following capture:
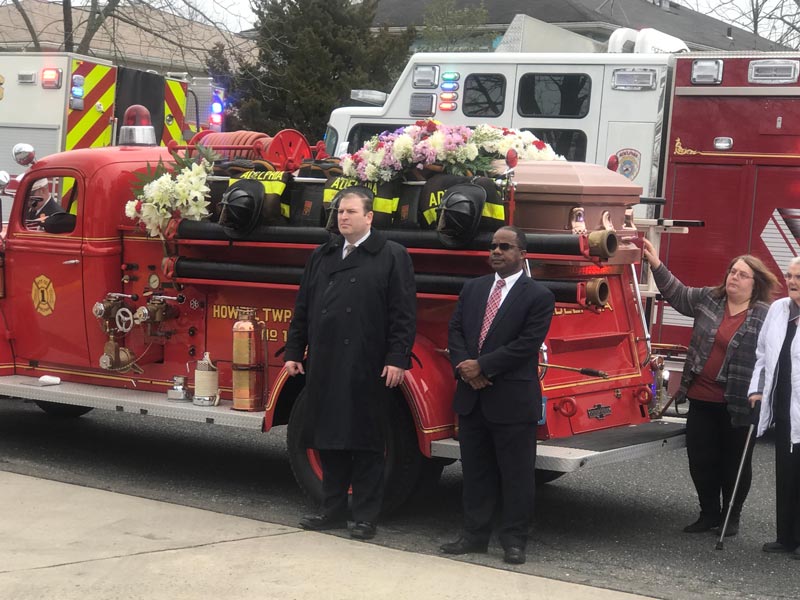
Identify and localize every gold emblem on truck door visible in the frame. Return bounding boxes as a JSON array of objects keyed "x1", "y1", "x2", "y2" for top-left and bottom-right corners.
[{"x1": 32, "y1": 275, "x2": 56, "y2": 316}]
